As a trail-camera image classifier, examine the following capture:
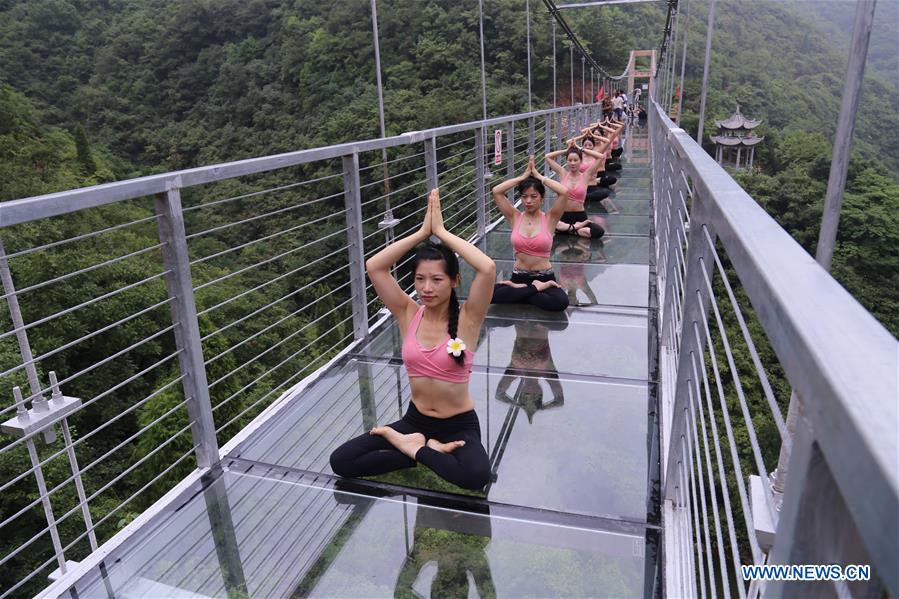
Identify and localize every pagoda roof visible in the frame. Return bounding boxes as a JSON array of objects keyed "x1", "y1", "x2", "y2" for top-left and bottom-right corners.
[
  {"x1": 710, "y1": 135, "x2": 765, "y2": 147},
  {"x1": 715, "y1": 104, "x2": 762, "y2": 130}
]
